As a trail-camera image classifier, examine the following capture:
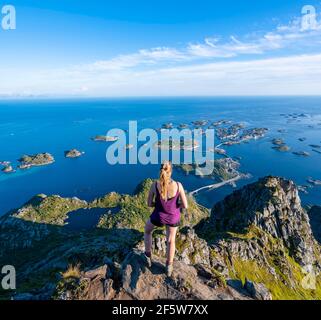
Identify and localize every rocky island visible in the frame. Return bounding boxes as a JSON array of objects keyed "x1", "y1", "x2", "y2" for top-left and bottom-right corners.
[
  {"x1": 174, "y1": 157, "x2": 243, "y2": 182},
  {"x1": 0, "y1": 176, "x2": 320, "y2": 300},
  {"x1": 213, "y1": 120, "x2": 230, "y2": 127},
  {"x1": 298, "y1": 185, "x2": 309, "y2": 194},
  {"x1": 154, "y1": 138, "x2": 199, "y2": 151},
  {"x1": 272, "y1": 138, "x2": 285, "y2": 145},
  {"x1": 0, "y1": 161, "x2": 11, "y2": 166},
  {"x1": 192, "y1": 120, "x2": 208, "y2": 127},
  {"x1": 307, "y1": 178, "x2": 321, "y2": 186},
  {"x1": 1, "y1": 165, "x2": 15, "y2": 173},
  {"x1": 161, "y1": 123, "x2": 174, "y2": 129},
  {"x1": 293, "y1": 151, "x2": 310, "y2": 157},
  {"x1": 273, "y1": 145, "x2": 291, "y2": 152},
  {"x1": 18, "y1": 153, "x2": 55, "y2": 169},
  {"x1": 208, "y1": 147, "x2": 227, "y2": 155},
  {"x1": 271, "y1": 138, "x2": 291, "y2": 152},
  {"x1": 92, "y1": 135, "x2": 119, "y2": 142},
  {"x1": 216, "y1": 125, "x2": 268, "y2": 146},
  {"x1": 64, "y1": 149, "x2": 85, "y2": 158}
]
